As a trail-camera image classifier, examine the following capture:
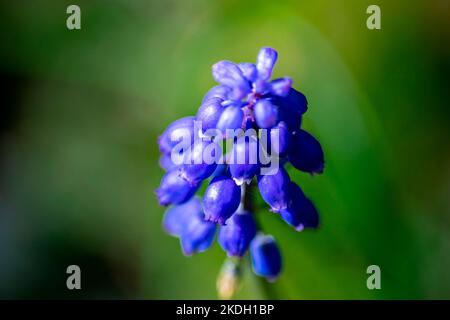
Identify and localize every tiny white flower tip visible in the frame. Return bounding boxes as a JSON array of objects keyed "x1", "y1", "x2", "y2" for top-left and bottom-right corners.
[
  {"x1": 295, "y1": 224, "x2": 305, "y2": 232},
  {"x1": 233, "y1": 177, "x2": 245, "y2": 186}
]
